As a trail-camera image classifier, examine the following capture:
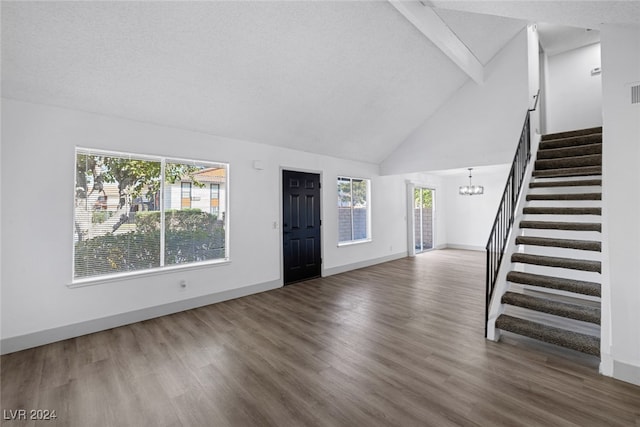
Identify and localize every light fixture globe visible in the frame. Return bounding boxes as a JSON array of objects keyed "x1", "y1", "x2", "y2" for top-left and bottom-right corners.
[{"x1": 459, "y1": 168, "x2": 484, "y2": 196}]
